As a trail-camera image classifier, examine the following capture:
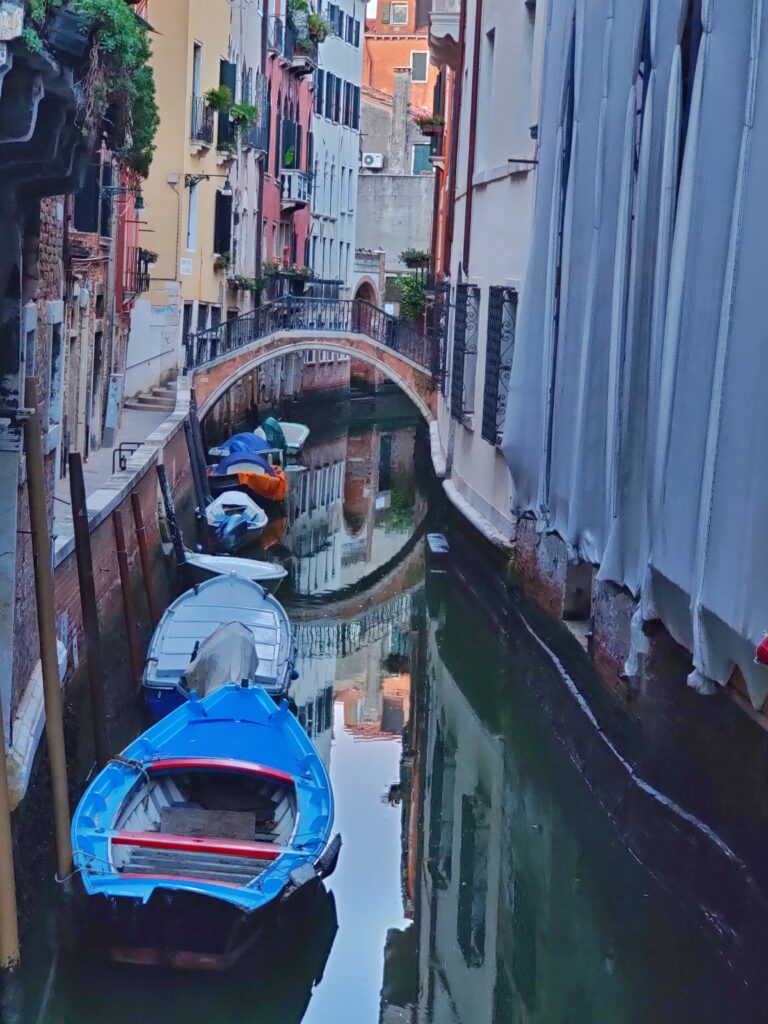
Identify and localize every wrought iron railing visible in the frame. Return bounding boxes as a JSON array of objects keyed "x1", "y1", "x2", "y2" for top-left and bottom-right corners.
[
  {"x1": 190, "y1": 95, "x2": 214, "y2": 145},
  {"x1": 184, "y1": 296, "x2": 437, "y2": 376},
  {"x1": 268, "y1": 16, "x2": 294, "y2": 60}
]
